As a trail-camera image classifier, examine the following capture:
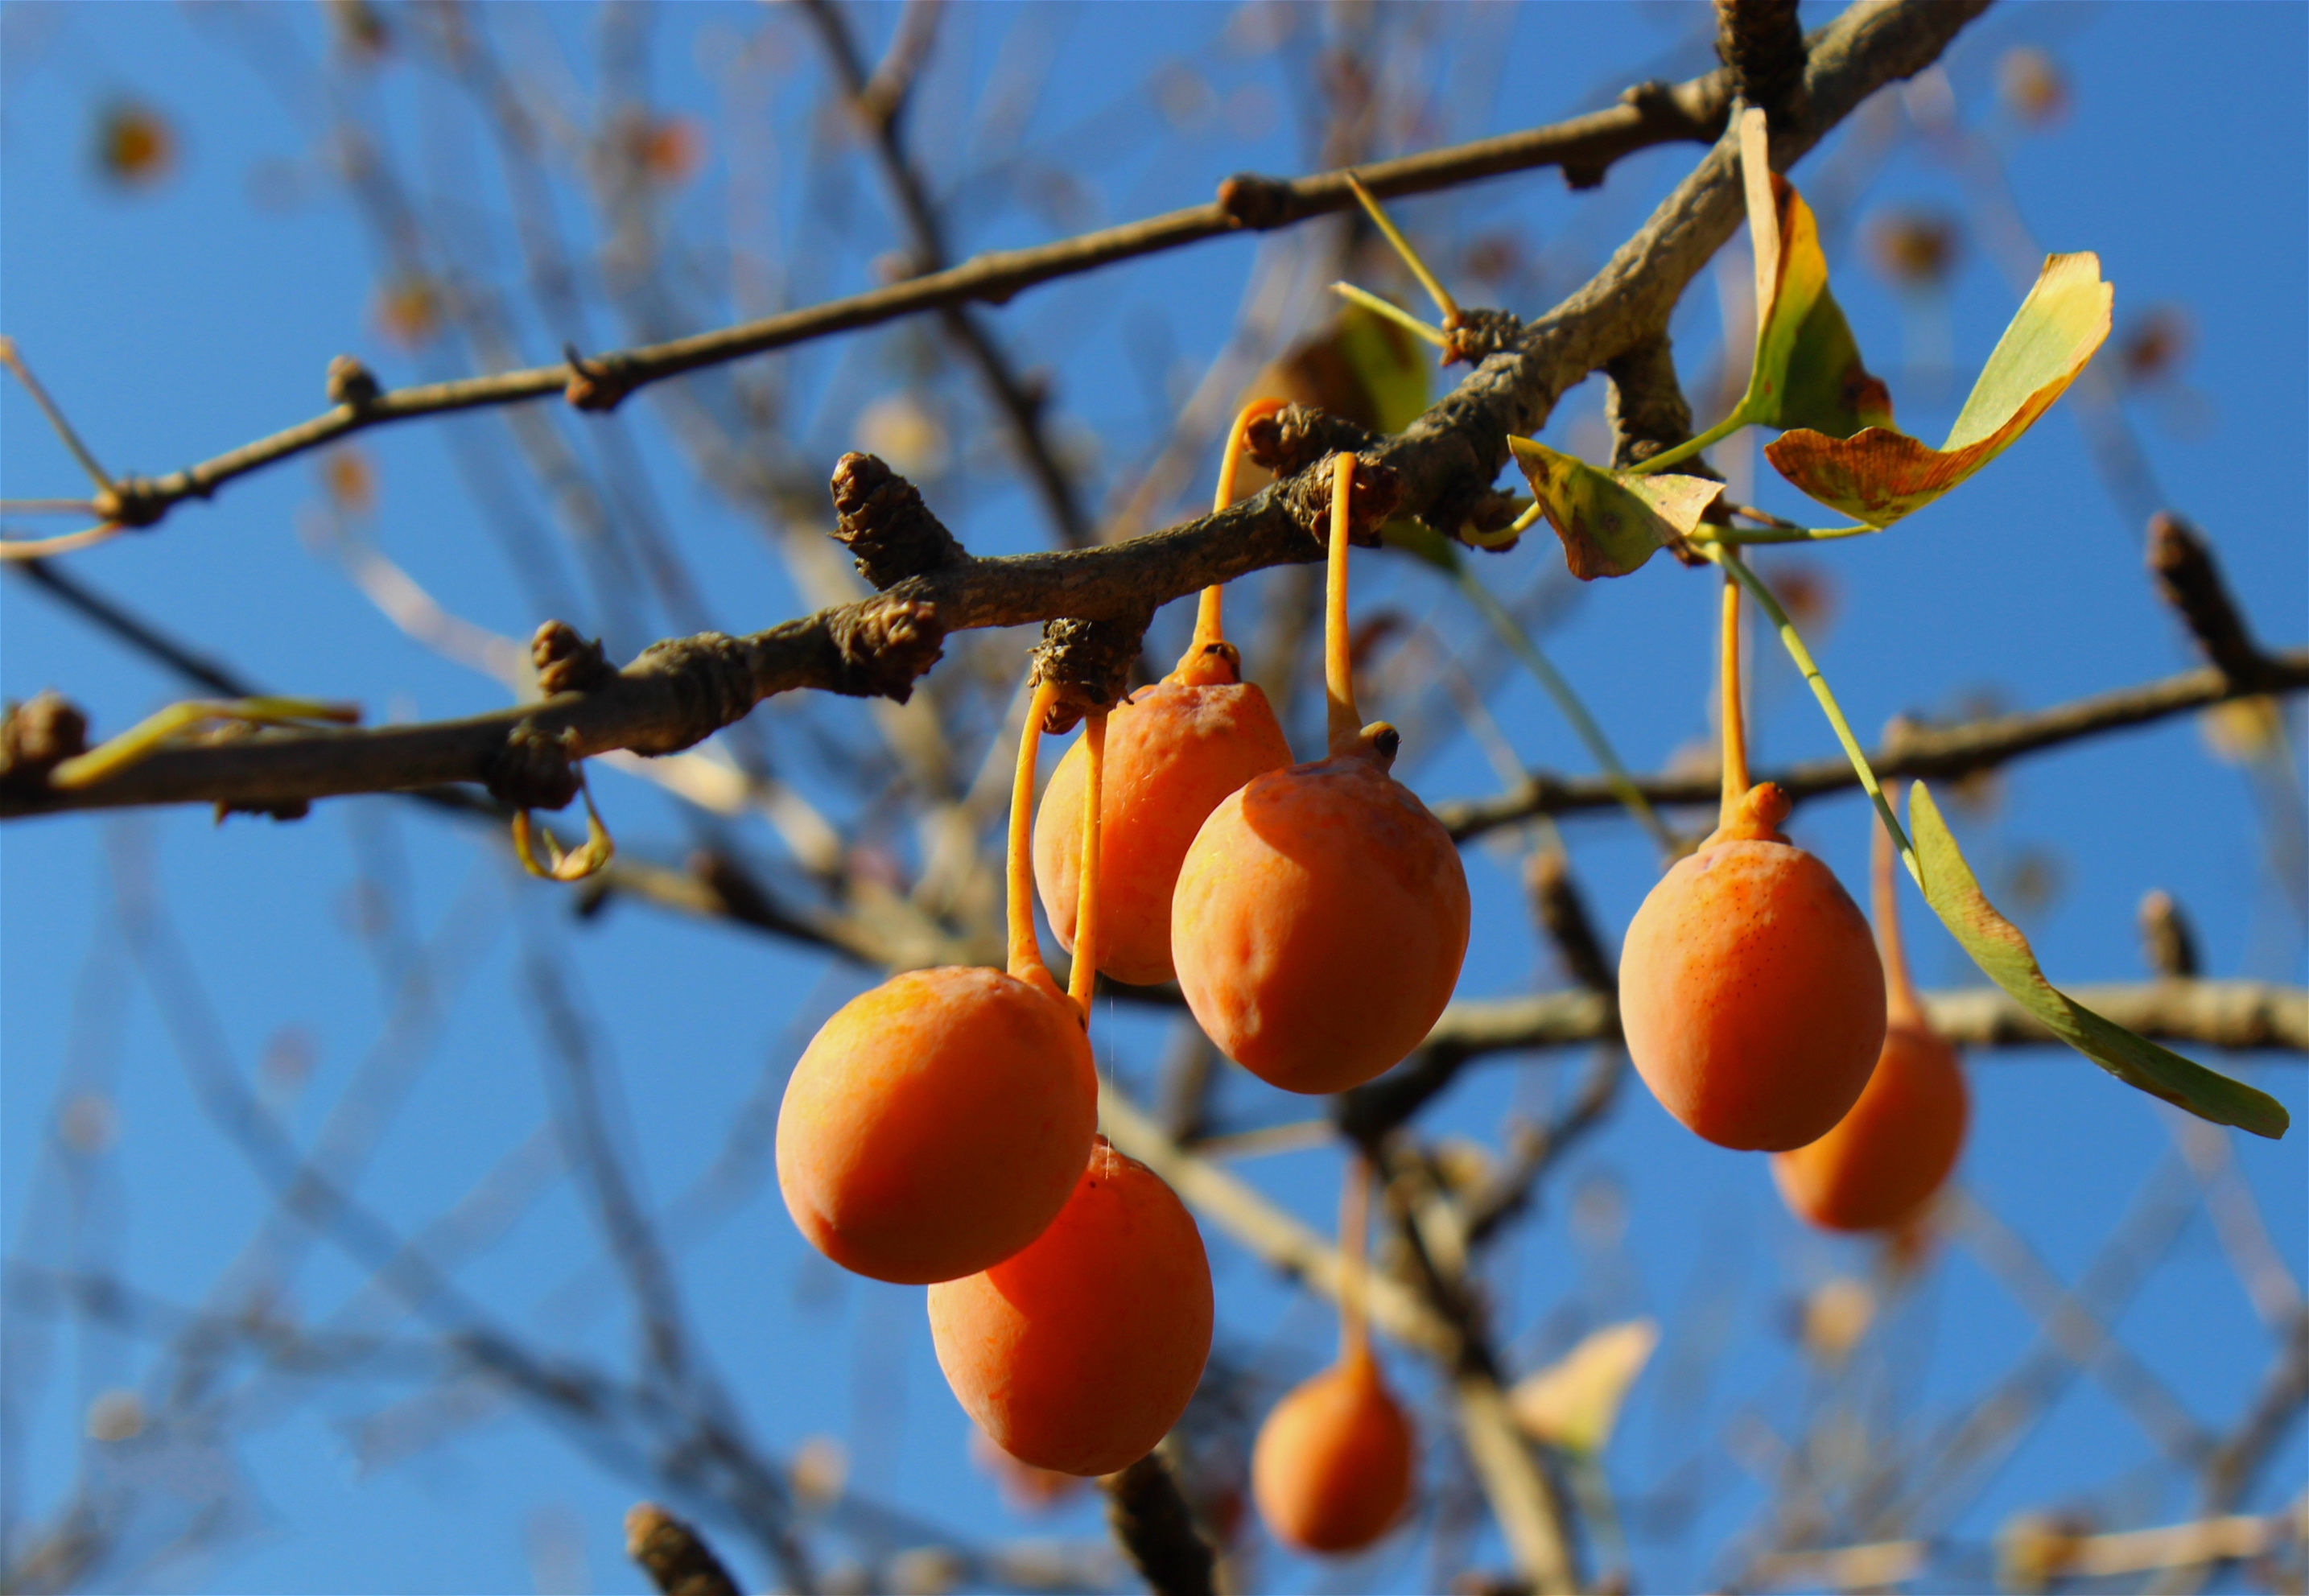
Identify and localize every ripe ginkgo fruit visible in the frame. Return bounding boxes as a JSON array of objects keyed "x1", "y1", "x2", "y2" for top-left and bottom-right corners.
[
  {"x1": 1034, "y1": 400, "x2": 1293, "y2": 985},
  {"x1": 775, "y1": 679, "x2": 1101, "y2": 1285},
  {"x1": 1618, "y1": 576, "x2": 1884, "y2": 1151},
  {"x1": 1773, "y1": 793, "x2": 1969, "y2": 1230},
  {"x1": 929, "y1": 1136, "x2": 1214, "y2": 1477},
  {"x1": 1173, "y1": 453, "x2": 1470, "y2": 1094},
  {"x1": 1251, "y1": 1158, "x2": 1414, "y2": 1553}
]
